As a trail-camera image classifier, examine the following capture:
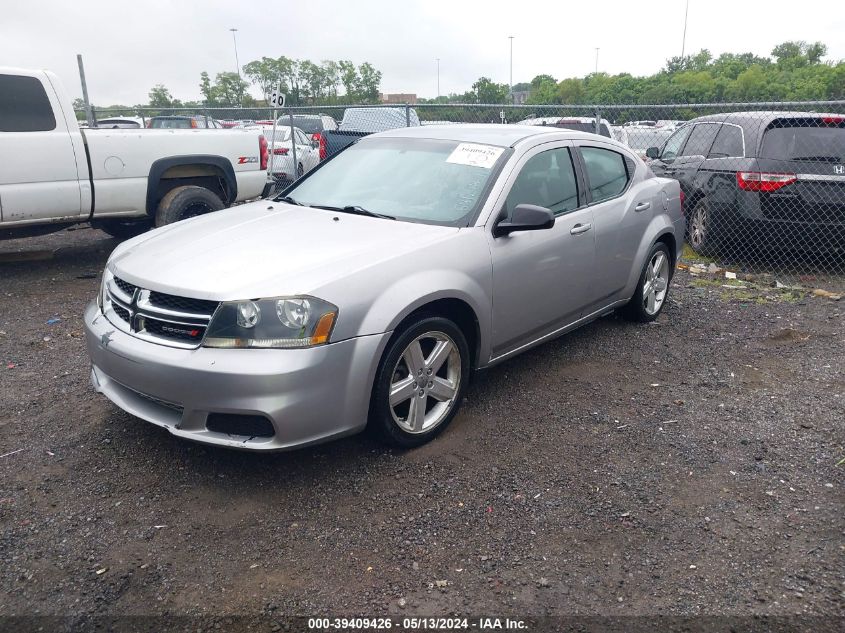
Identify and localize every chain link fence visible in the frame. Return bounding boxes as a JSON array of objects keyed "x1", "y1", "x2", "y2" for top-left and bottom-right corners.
[{"x1": 82, "y1": 101, "x2": 845, "y2": 283}]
